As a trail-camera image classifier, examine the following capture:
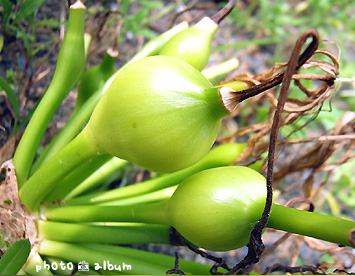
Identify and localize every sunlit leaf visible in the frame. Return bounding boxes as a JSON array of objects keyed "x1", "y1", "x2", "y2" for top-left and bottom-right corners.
[
  {"x1": 0, "y1": 239, "x2": 31, "y2": 275},
  {"x1": 0, "y1": 0, "x2": 12, "y2": 23},
  {"x1": 14, "y1": 0, "x2": 45, "y2": 22}
]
